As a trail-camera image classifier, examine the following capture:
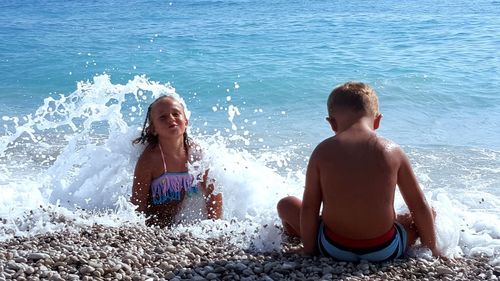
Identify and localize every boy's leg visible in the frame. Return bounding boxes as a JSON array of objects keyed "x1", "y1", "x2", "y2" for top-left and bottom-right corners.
[
  {"x1": 276, "y1": 196, "x2": 302, "y2": 237},
  {"x1": 396, "y1": 213, "x2": 418, "y2": 249},
  {"x1": 396, "y1": 209, "x2": 436, "y2": 249}
]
